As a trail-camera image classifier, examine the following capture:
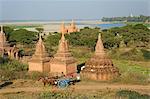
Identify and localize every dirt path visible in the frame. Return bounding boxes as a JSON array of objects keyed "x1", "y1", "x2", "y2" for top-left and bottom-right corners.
[{"x1": 0, "y1": 84, "x2": 150, "y2": 95}]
